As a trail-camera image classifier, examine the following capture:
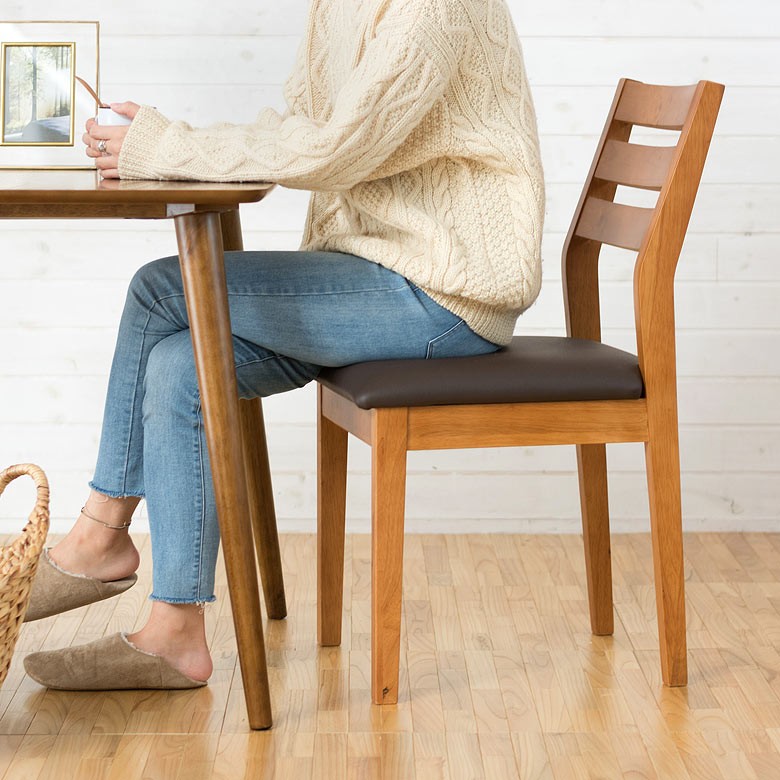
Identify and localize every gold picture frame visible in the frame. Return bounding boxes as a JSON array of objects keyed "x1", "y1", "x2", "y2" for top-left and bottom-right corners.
[{"x1": 0, "y1": 21, "x2": 99, "y2": 170}]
